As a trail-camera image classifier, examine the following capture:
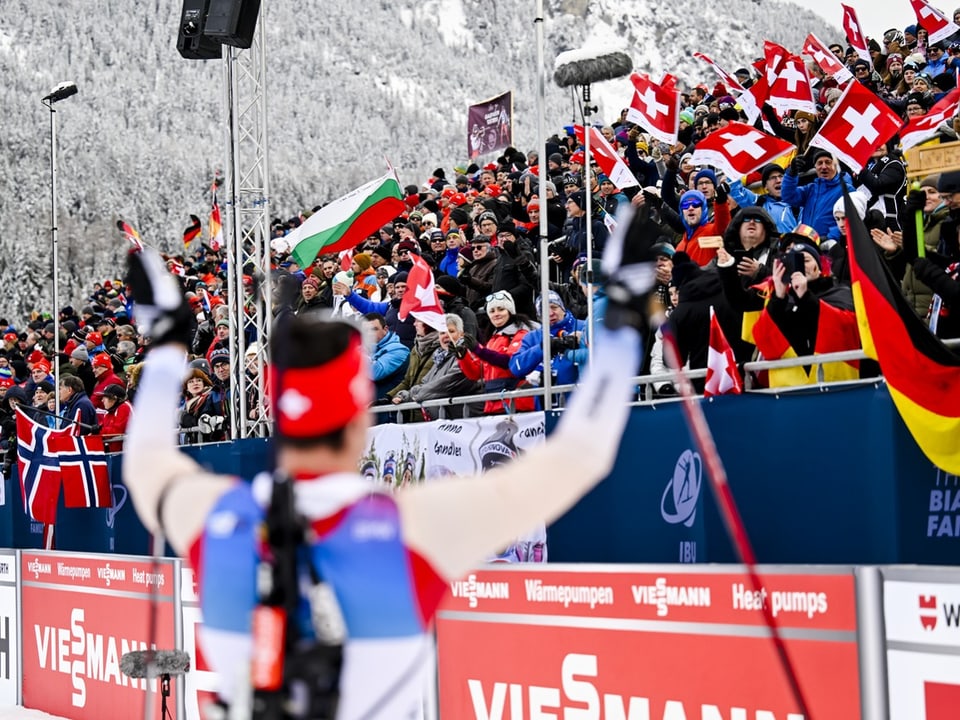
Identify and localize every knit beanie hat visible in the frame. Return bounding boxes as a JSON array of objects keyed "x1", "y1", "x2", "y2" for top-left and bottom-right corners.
[
  {"x1": 485, "y1": 290, "x2": 516, "y2": 316},
  {"x1": 71, "y1": 346, "x2": 89, "y2": 362},
  {"x1": 353, "y1": 253, "x2": 372, "y2": 271}
]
